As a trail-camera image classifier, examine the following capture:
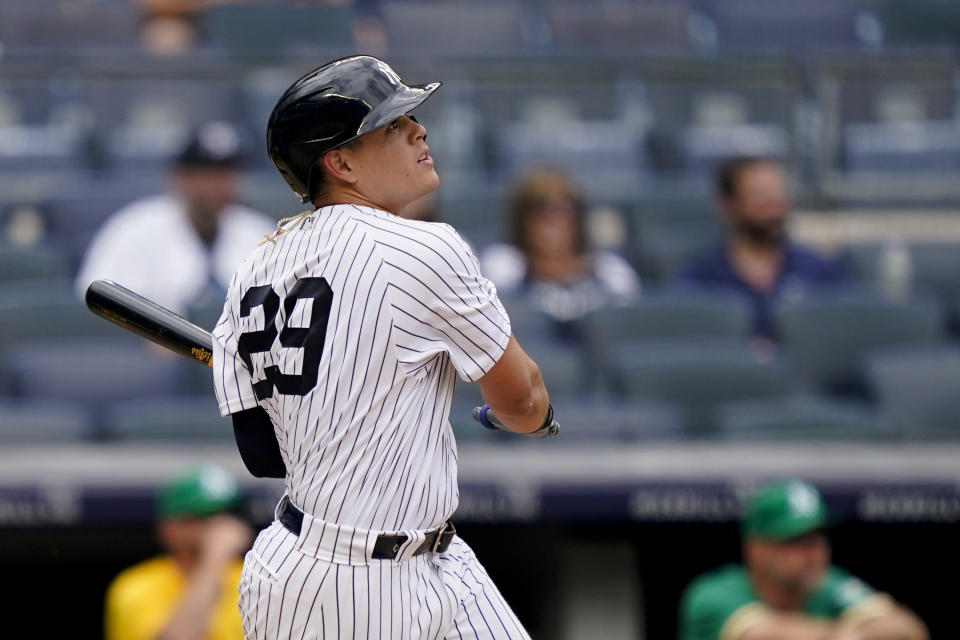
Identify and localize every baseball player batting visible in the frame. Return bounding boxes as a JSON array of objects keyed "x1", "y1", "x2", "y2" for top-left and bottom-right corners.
[{"x1": 212, "y1": 55, "x2": 560, "y2": 639}]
